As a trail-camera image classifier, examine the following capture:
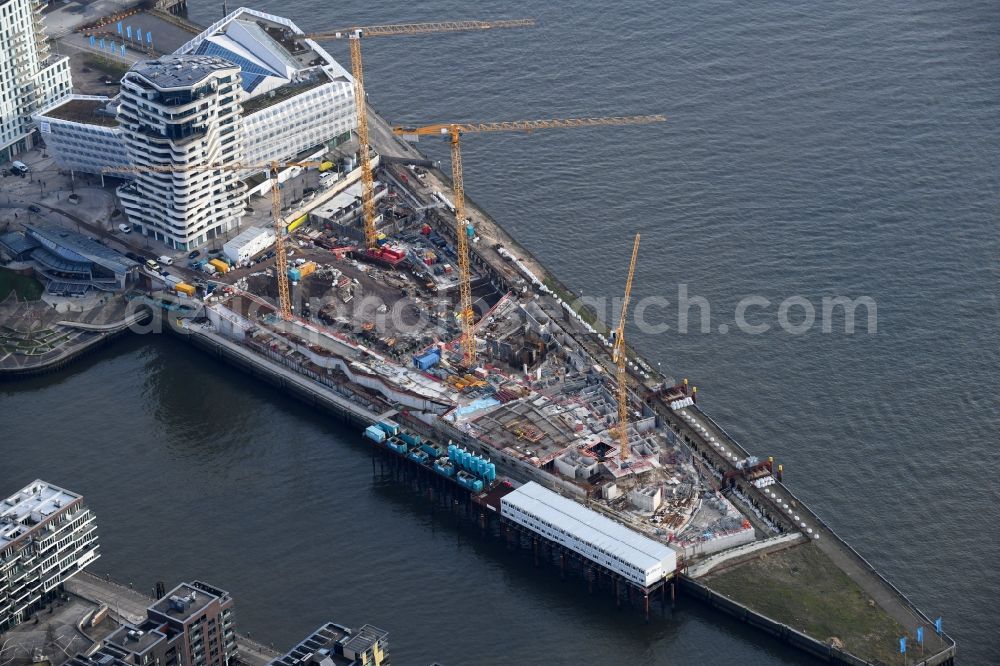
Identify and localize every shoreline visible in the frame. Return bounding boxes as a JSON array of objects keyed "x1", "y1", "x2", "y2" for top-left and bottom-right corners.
[{"x1": 1, "y1": 5, "x2": 958, "y2": 664}]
